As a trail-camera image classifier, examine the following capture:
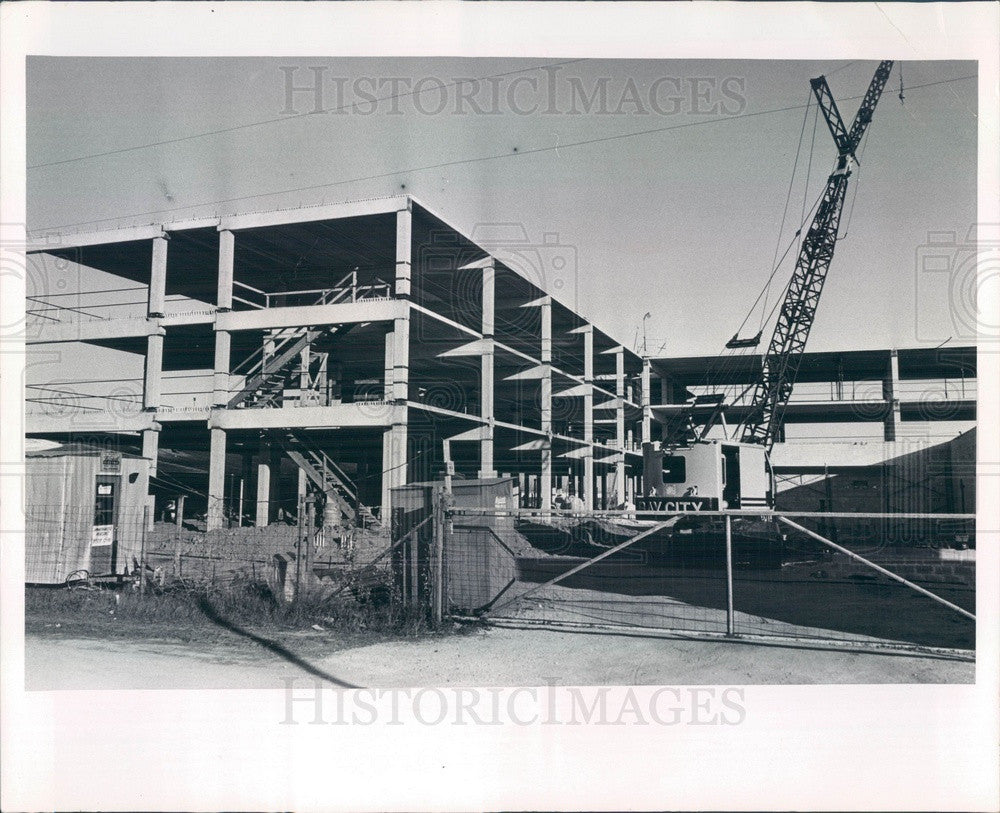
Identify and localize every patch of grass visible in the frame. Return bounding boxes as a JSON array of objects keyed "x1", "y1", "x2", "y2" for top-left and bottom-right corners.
[{"x1": 25, "y1": 577, "x2": 435, "y2": 647}]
